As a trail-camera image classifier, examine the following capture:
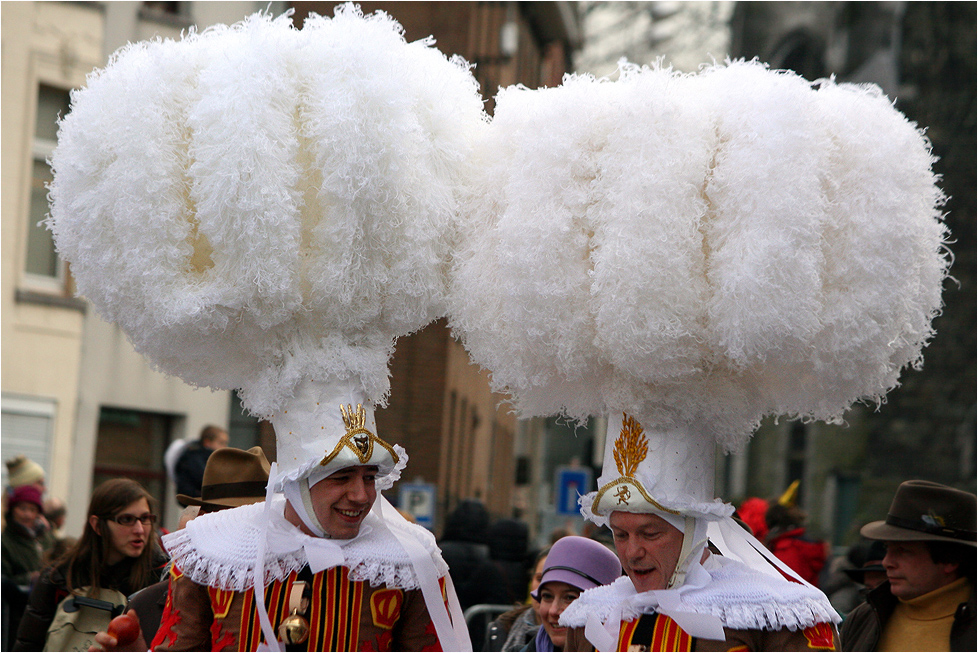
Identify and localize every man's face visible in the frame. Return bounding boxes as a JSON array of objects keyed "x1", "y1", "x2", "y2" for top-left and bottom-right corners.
[
  {"x1": 609, "y1": 511, "x2": 684, "y2": 593},
  {"x1": 310, "y1": 466, "x2": 378, "y2": 539},
  {"x1": 206, "y1": 430, "x2": 229, "y2": 450},
  {"x1": 883, "y1": 540, "x2": 959, "y2": 600}
]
